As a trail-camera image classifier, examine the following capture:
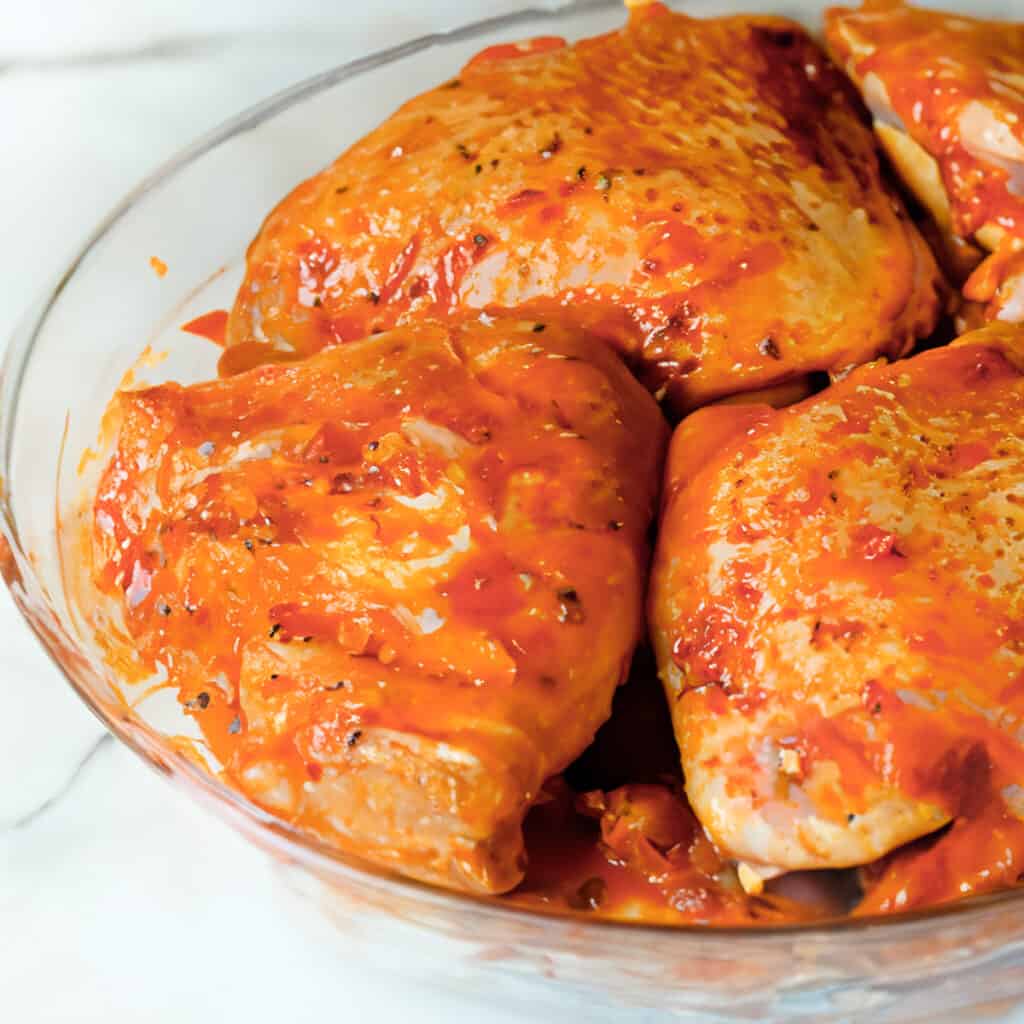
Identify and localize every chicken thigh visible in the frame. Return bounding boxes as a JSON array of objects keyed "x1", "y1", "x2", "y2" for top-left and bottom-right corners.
[
  {"x1": 827, "y1": 1, "x2": 1024, "y2": 321},
  {"x1": 227, "y1": 3, "x2": 942, "y2": 412},
  {"x1": 89, "y1": 314, "x2": 666, "y2": 893},
  {"x1": 650, "y1": 323, "x2": 1024, "y2": 892}
]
